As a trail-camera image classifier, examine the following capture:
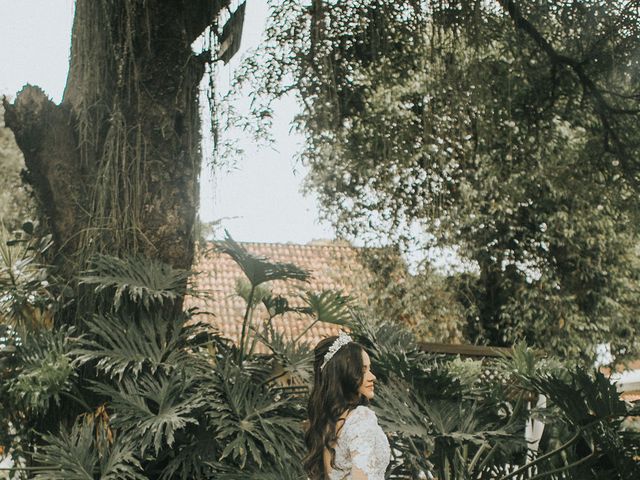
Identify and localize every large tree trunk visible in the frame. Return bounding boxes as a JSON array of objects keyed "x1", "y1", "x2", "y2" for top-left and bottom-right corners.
[{"x1": 3, "y1": 0, "x2": 229, "y2": 276}]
